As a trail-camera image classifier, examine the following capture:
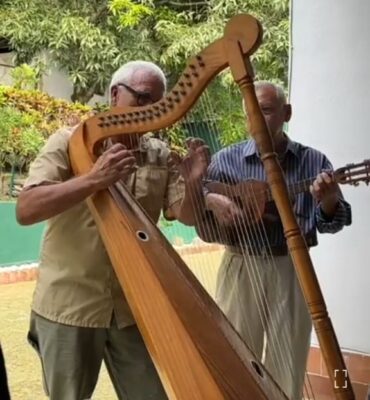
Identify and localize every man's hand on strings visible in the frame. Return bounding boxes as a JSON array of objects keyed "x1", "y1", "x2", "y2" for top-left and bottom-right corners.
[
  {"x1": 205, "y1": 193, "x2": 245, "y2": 226},
  {"x1": 170, "y1": 138, "x2": 210, "y2": 185},
  {"x1": 310, "y1": 171, "x2": 340, "y2": 217},
  {"x1": 88, "y1": 143, "x2": 137, "y2": 191}
]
